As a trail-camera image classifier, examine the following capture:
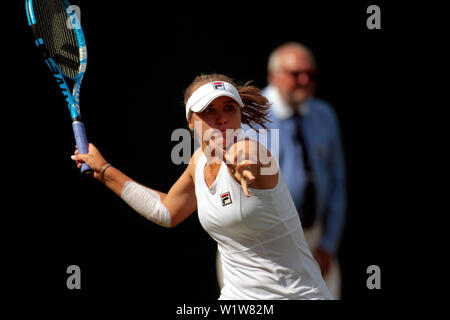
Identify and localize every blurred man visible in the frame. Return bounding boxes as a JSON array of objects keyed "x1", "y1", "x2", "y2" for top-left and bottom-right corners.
[{"x1": 257, "y1": 42, "x2": 346, "y2": 298}]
